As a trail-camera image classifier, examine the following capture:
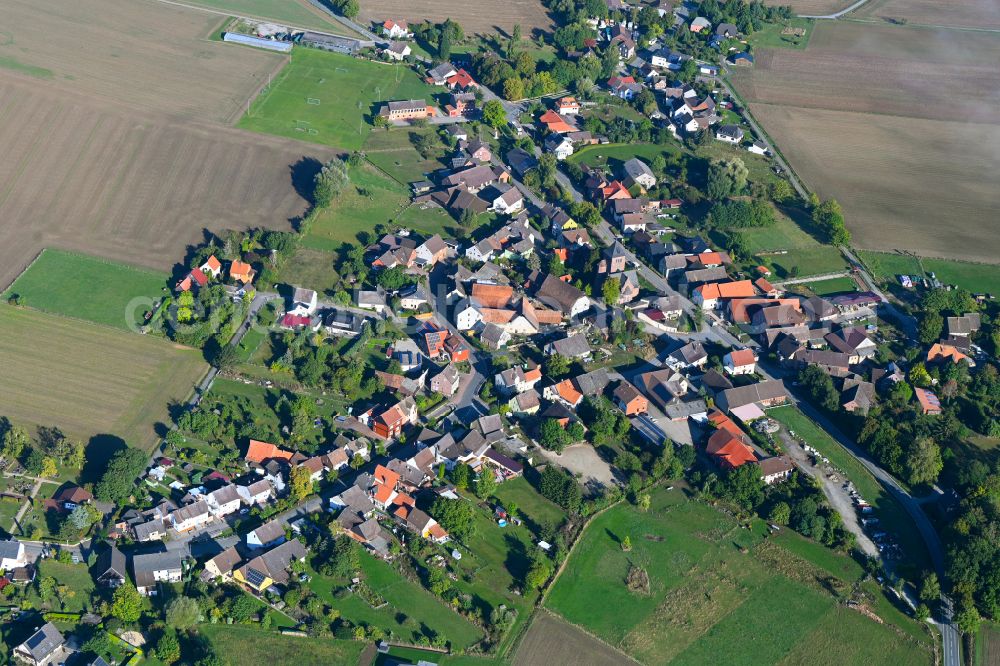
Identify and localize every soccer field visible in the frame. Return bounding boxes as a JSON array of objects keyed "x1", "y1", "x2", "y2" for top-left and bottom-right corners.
[
  {"x1": 0, "y1": 305, "x2": 207, "y2": 449},
  {"x1": 4, "y1": 250, "x2": 169, "y2": 330},
  {"x1": 239, "y1": 48, "x2": 437, "y2": 150}
]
